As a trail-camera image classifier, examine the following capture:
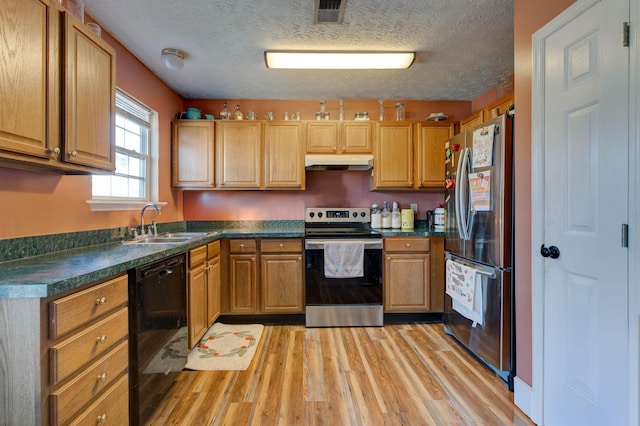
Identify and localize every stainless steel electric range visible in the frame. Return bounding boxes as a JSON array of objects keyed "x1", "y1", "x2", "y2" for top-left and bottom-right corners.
[{"x1": 304, "y1": 207, "x2": 383, "y2": 327}]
